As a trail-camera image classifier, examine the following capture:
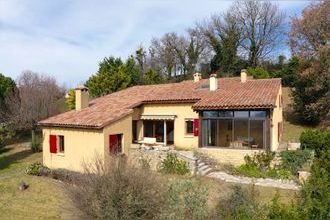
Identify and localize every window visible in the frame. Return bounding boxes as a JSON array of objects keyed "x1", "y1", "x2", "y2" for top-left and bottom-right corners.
[
  {"x1": 201, "y1": 110, "x2": 268, "y2": 149},
  {"x1": 219, "y1": 111, "x2": 233, "y2": 117},
  {"x1": 250, "y1": 111, "x2": 266, "y2": 118},
  {"x1": 49, "y1": 135, "x2": 64, "y2": 154},
  {"x1": 185, "y1": 120, "x2": 194, "y2": 134},
  {"x1": 203, "y1": 111, "x2": 218, "y2": 117},
  {"x1": 234, "y1": 111, "x2": 249, "y2": 118},
  {"x1": 57, "y1": 135, "x2": 64, "y2": 153}
]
